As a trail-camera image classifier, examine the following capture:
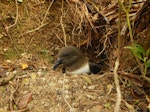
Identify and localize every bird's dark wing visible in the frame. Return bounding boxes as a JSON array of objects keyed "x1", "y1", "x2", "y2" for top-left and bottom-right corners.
[
  {"x1": 89, "y1": 62, "x2": 101, "y2": 74},
  {"x1": 62, "y1": 66, "x2": 66, "y2": 73}
]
